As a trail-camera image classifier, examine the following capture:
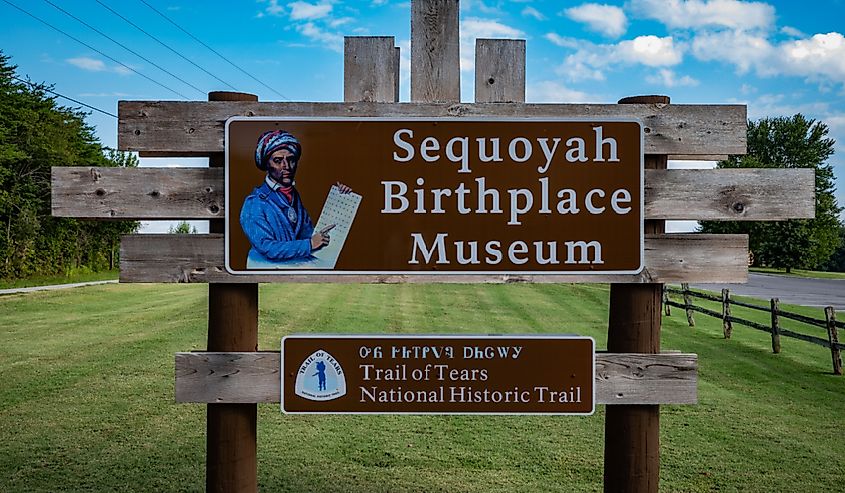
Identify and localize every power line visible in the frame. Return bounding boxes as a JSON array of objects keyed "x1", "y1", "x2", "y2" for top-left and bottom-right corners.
[
  {"x1": 10, "y1": 75, "x2": 118, "y2": 118},
  {"x1": 138, "y1": 0, "x2": 289, "y2": 100},
  {"x1": 42, "y1": 0, "x2": 206, "y2": 96},
  {"x1": 0, "y1": 0, "x2": 189, "y2": 99},
  {"x1": 94, "y1": 0, "x2": 240, "y2": 92}
]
